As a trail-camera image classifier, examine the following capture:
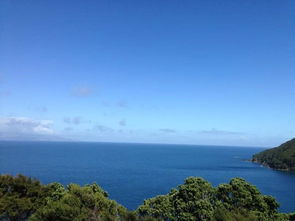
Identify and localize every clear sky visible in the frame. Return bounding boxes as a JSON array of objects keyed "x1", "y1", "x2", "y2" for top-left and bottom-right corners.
[{"x1": 0, "y1": 0, "x2": 294, "y2": 147}]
